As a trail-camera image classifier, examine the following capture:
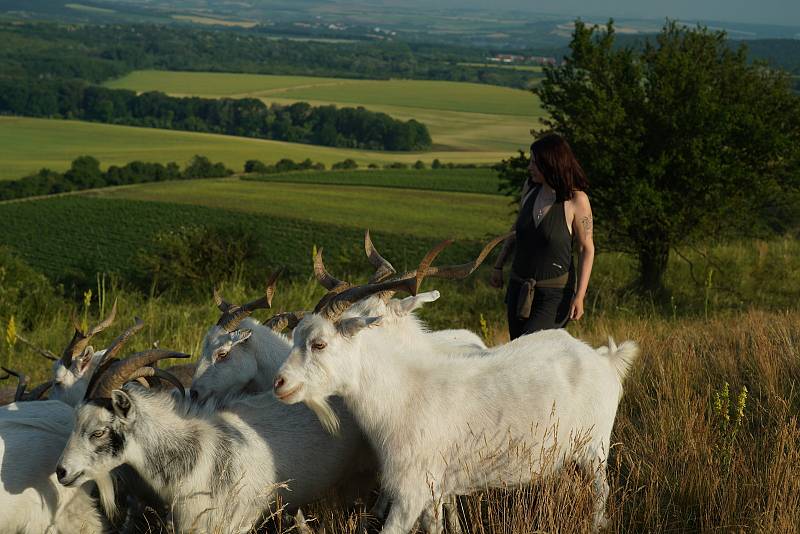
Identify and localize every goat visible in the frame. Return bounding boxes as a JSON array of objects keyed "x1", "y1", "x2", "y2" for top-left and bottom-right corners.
[
  {"x1": 58, "y1": 347, "x2": 374, "y2": 534},
  {"x1": 273, "y1": 241, "x2": 639, "y2": 534}
]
